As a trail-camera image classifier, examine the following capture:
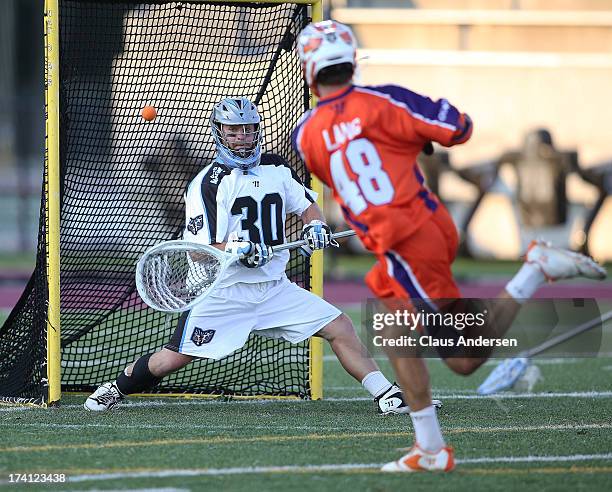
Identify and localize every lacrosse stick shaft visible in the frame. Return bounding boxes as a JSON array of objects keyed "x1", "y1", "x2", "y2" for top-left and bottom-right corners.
[
  {"x1": 525, "y1": 309, "x2": 612, "y2": 358},
  {"x1": 272, "y1": 229, "x2": 356, "y2": 252}
]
